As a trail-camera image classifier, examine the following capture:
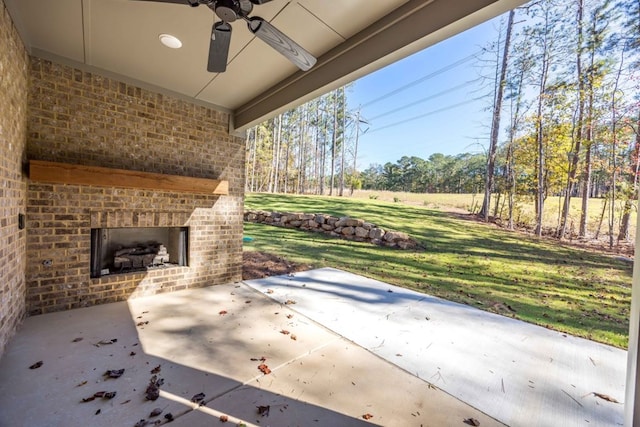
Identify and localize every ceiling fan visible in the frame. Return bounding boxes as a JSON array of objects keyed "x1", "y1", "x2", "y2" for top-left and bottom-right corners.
[{"x1": 135, "y1": 0, "x2": 317, "y2": 73}]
